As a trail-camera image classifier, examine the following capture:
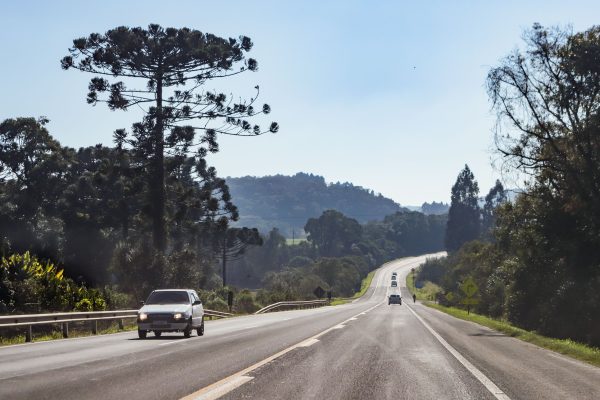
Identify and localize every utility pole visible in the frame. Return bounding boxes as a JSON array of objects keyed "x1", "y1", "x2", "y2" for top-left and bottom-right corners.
[{"x1": 292, "y1": 229, "x2": 295, "y2": 245}]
